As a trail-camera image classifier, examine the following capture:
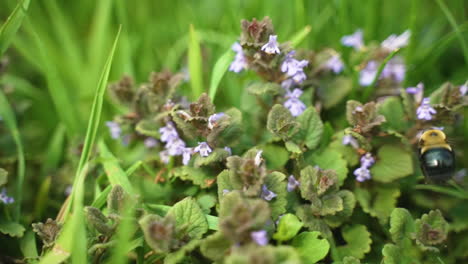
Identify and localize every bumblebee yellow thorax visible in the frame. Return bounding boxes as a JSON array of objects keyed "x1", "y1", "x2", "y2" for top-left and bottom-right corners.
[{"x1": 419, "y1": 129, "x2": 452, "y2": 153}]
